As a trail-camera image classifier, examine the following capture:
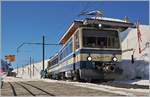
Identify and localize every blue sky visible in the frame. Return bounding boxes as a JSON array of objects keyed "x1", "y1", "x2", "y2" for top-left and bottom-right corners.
[{"x1": 1, "y1": 1, "x2": 149, "y2": 69}]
